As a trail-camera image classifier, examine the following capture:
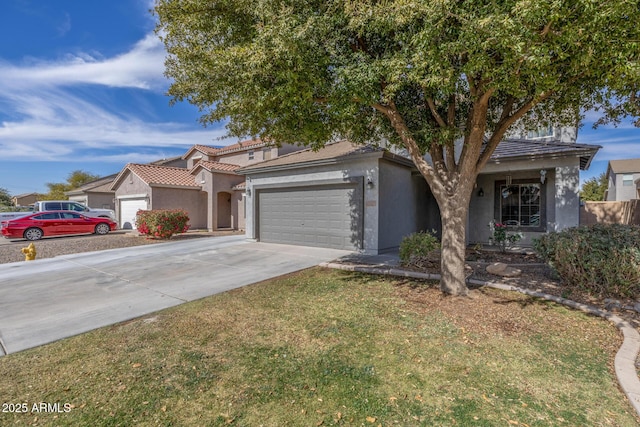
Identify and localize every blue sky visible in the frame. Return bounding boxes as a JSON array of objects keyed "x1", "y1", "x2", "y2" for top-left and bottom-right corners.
[{"x1": 0, "y1": 0, "x2": 638, "y2": 196}]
